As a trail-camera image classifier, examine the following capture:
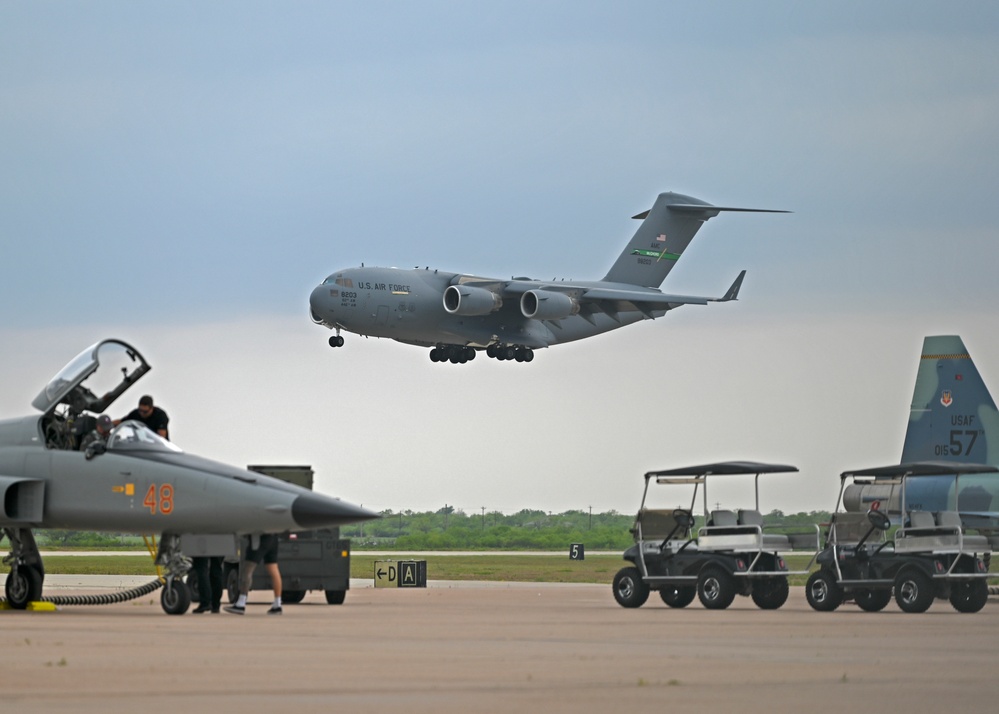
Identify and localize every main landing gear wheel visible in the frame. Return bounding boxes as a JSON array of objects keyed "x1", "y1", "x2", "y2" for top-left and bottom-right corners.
[
  {"x1": 160, "y1": 579, "x2": 192, "y2": 615},
  {"x1": 486, "y1": 344, "x2": 534, "y2": 362},
  {"x1": 328, "y1": 335, "x2": 344, "y2": 348},
  {"x1": 612, "y1": 567, "x2": 649, "y2": 608},
  {"x1": 4, "y1": 565, "x2": 43, "y2": 609},
  {"x1": 429, "y1": 345, "x2": 475, "y2": 364},
  {"x1": 282, "y1": 590, "x2": 306, "y2": 604},
  {"x1": 325, "y1": 589, "x2": 346, "y2": 605}
]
